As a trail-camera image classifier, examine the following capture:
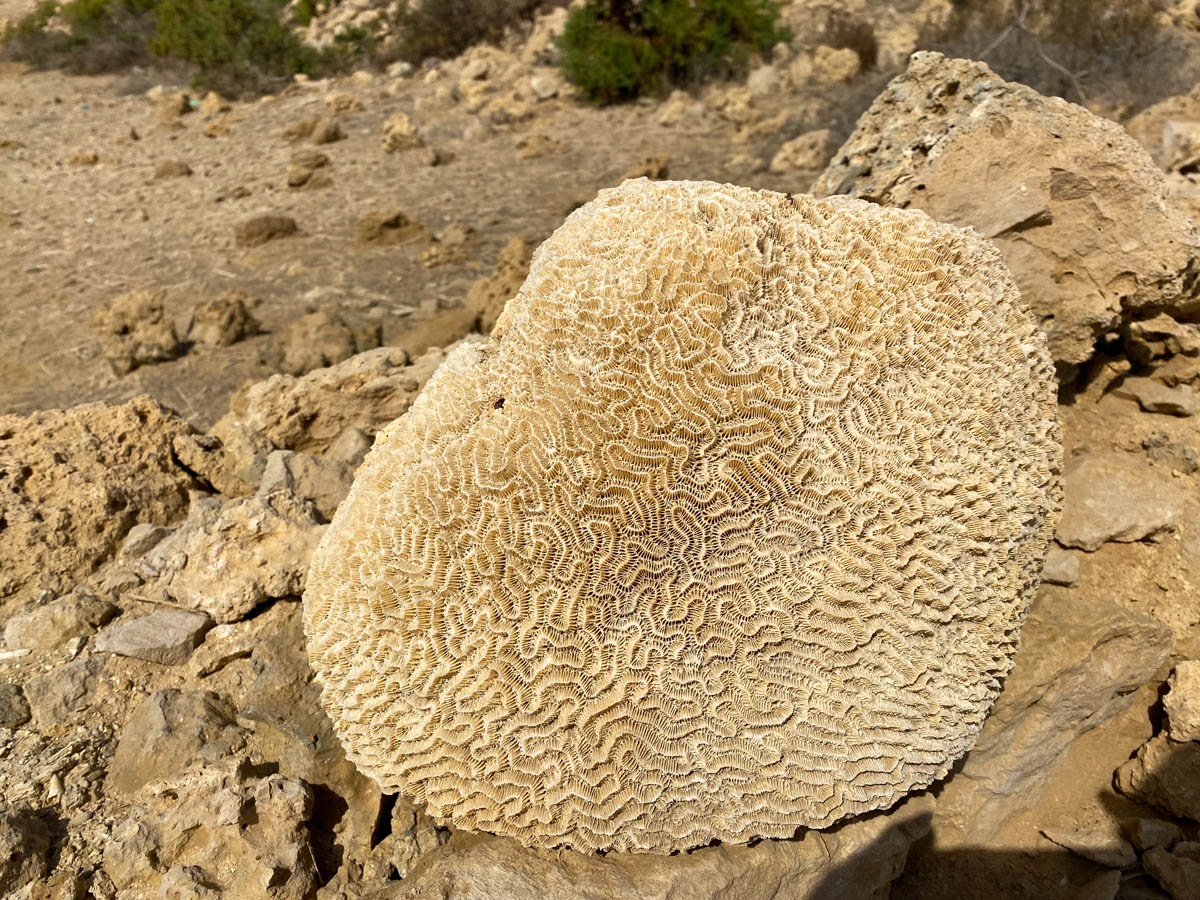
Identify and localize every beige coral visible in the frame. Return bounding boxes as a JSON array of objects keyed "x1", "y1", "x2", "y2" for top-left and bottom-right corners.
[{"x1": 304, "y1": 179, "x2": 1062, "y2": 853}]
